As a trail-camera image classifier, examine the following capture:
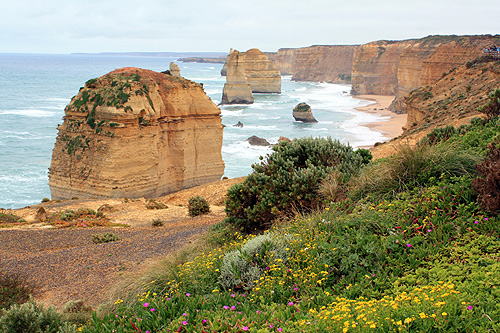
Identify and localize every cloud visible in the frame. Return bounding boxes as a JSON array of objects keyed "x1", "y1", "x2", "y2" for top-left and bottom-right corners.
[{"x1": 1, "y1": 0, "x2": 499, "y2": 53}]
